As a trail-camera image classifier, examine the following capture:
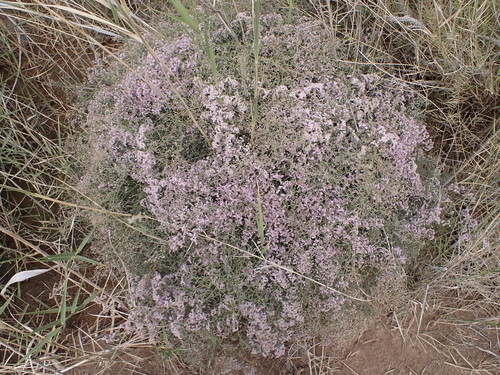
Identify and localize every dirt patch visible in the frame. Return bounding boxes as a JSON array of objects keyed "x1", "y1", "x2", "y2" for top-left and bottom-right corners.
[
  {"x1": 61, "y1": 303, "x2": 498, "y2": 375},
  {"x1": 337, "y1": 317, "x2": 453, "y2": 375},
  {"x1": 208, "y1": 349, "x2": 286, "y2": 375},
  {"x1": 334, "y1": 310, "x2": 499, "y2": 375},
  {"x1": 65, "y1": 347, "x2": 188, "y2": 375}
]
